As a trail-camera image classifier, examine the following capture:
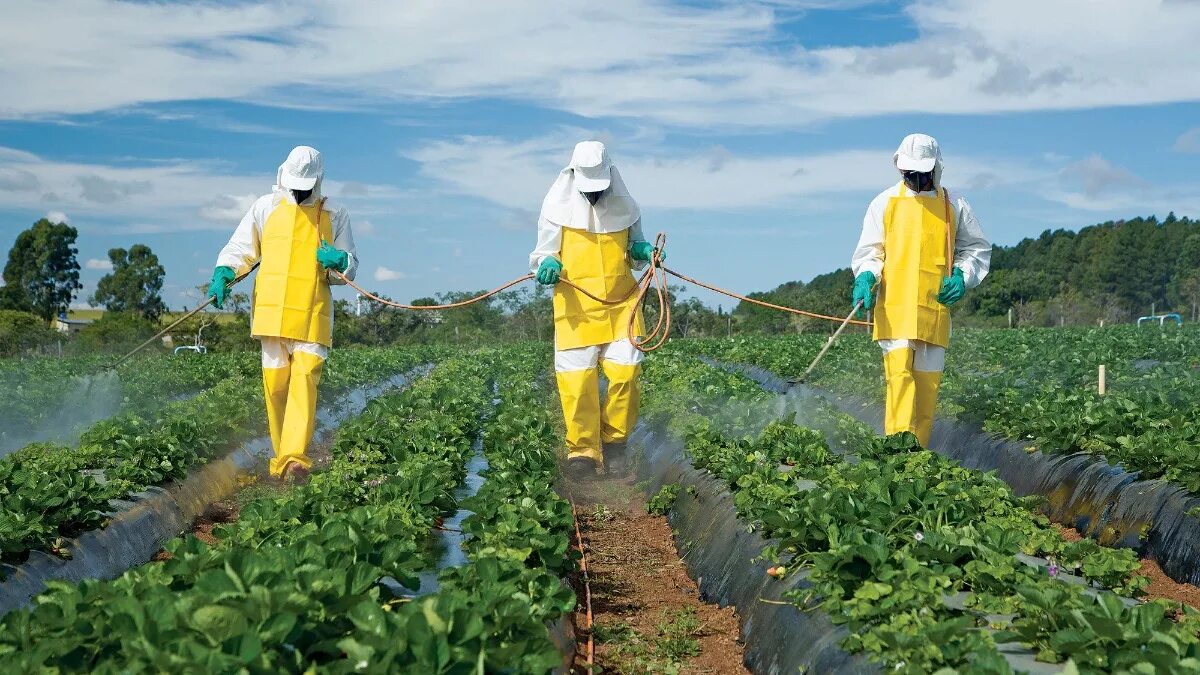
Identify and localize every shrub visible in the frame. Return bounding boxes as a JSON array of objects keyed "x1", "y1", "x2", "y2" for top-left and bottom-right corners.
[{"x1": 0, "y1": 310, "x2": 54, "y2": 357}]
